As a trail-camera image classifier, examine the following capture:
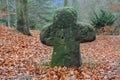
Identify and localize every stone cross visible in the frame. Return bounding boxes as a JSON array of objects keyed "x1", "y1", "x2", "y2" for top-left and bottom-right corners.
[{"x1": 40, "y1": 7, "x2": 96, "y2": 67}]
